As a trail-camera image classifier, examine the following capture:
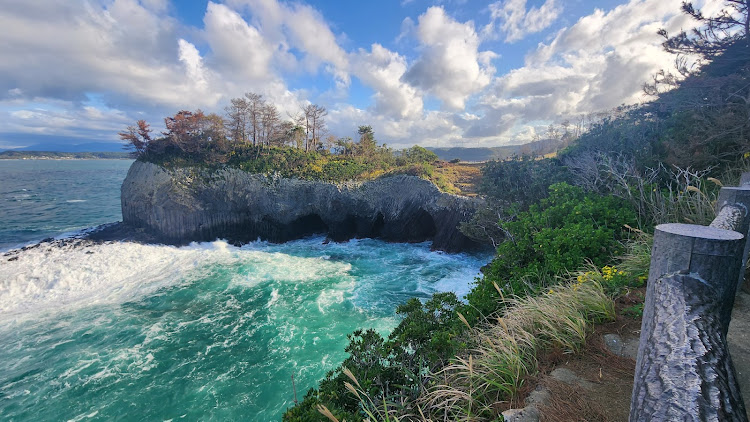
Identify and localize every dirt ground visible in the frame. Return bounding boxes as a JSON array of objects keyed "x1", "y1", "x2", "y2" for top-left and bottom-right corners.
[
  {"x1": 728, "y1": 288, "x2": 750, "y2": 421},
  {"x1": 533, "y1": 291, "x2": 642, "y2": 422},
  {"x1": 513, "y1": 288, "x2": 750, "y2": 421}
]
